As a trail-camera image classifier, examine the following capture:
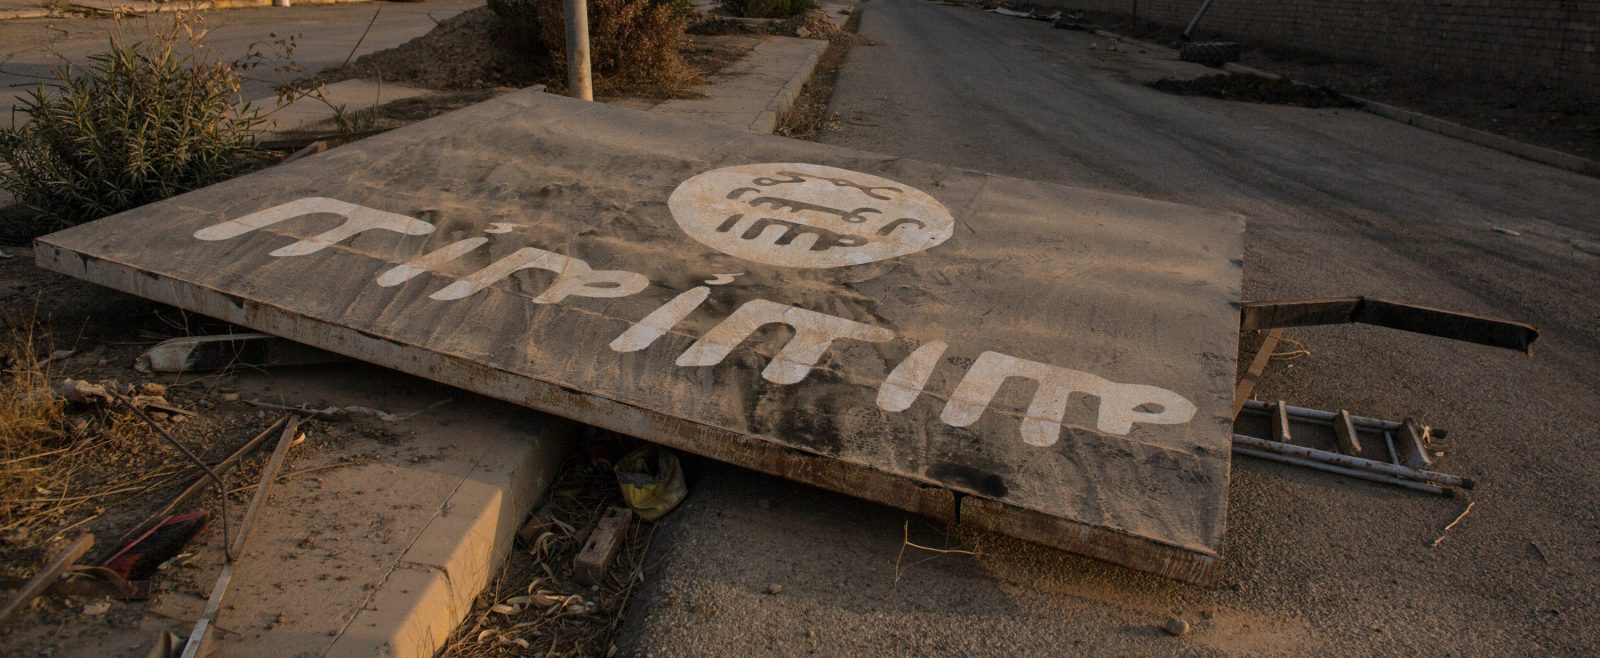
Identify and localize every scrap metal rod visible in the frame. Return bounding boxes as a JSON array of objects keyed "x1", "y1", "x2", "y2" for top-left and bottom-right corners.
[
  {"x1": 116, "y1": 393, "x2": 235, "y2": 561},
  {"x1": 180, "y1": 416, "x2": 301, "y2": 658},
  {"x1": 1232, "y1": 447, "x2": 1450, "y2": 496},
  {"x1": 110, "y1": 417, "x2": 290, "y2": 554},
  {"x1": 1233, "y1": 434, "x2": 1472, "y2": 489}
]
